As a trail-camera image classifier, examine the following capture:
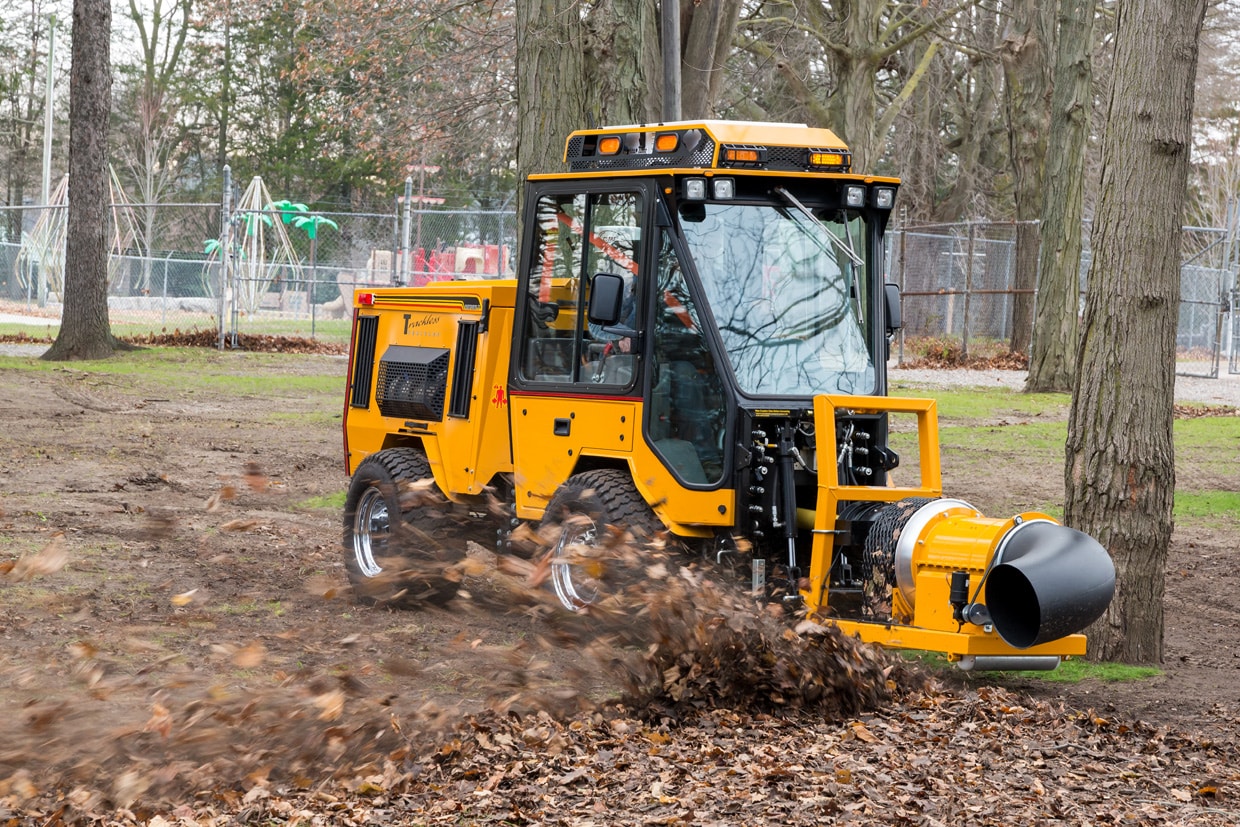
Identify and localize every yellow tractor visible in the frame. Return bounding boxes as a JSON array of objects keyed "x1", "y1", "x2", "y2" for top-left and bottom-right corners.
[{"x1": 341, "y1": 121, "x2": 1114, "y2": 670}]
